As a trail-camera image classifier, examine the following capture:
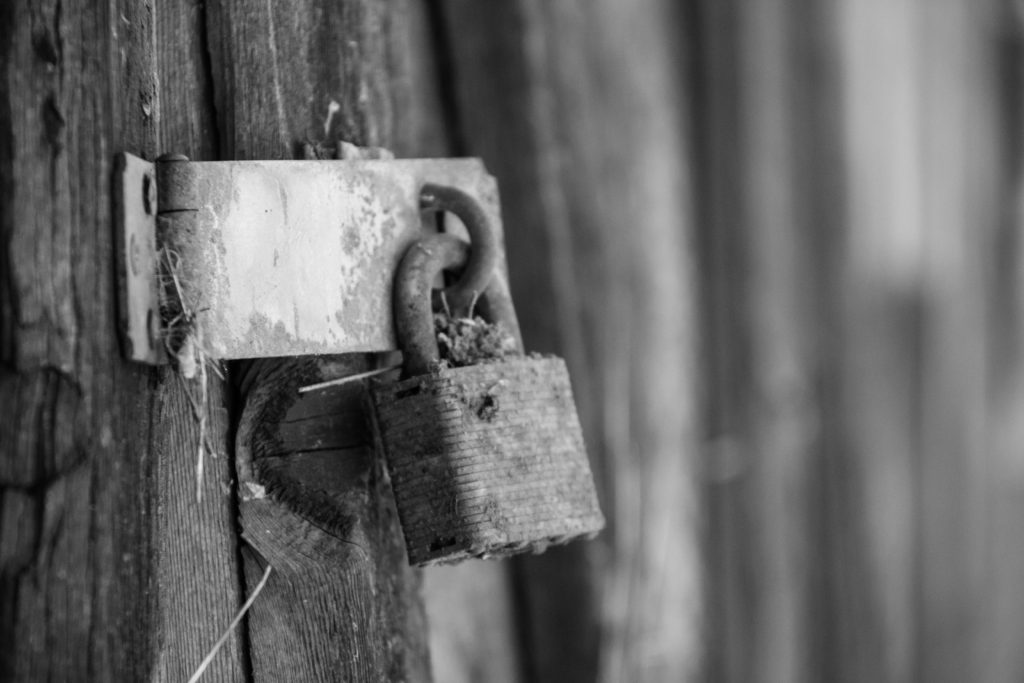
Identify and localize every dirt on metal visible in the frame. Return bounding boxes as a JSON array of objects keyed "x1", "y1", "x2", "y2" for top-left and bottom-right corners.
[{"x1": 432, "y1": 310, "x2": 518, "y2": 369}]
